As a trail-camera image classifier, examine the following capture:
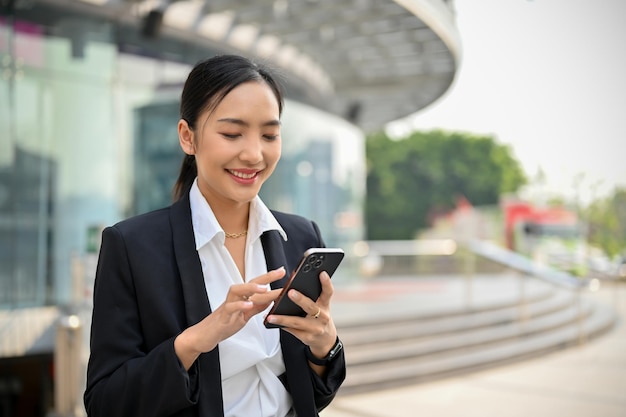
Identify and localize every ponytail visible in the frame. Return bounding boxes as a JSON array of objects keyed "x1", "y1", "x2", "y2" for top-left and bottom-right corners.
[{"x1": 173, "y1": 154, "x2": 197, "y2": 201}]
